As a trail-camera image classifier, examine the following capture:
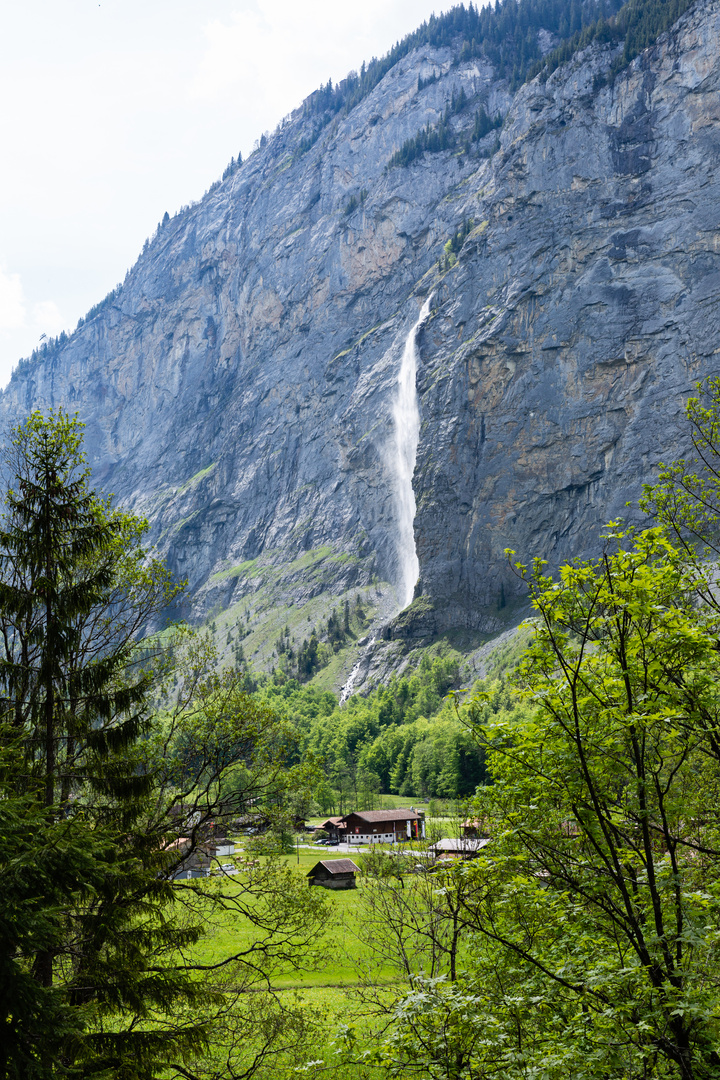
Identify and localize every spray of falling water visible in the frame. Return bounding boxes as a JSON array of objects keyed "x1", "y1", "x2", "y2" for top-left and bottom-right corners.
[
  {"x1": 391, "y1": 294, "x2": 433, "y2": 609},
  {"x1": 338, "y1": 296, "x2": 432, "y2": 705}
]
